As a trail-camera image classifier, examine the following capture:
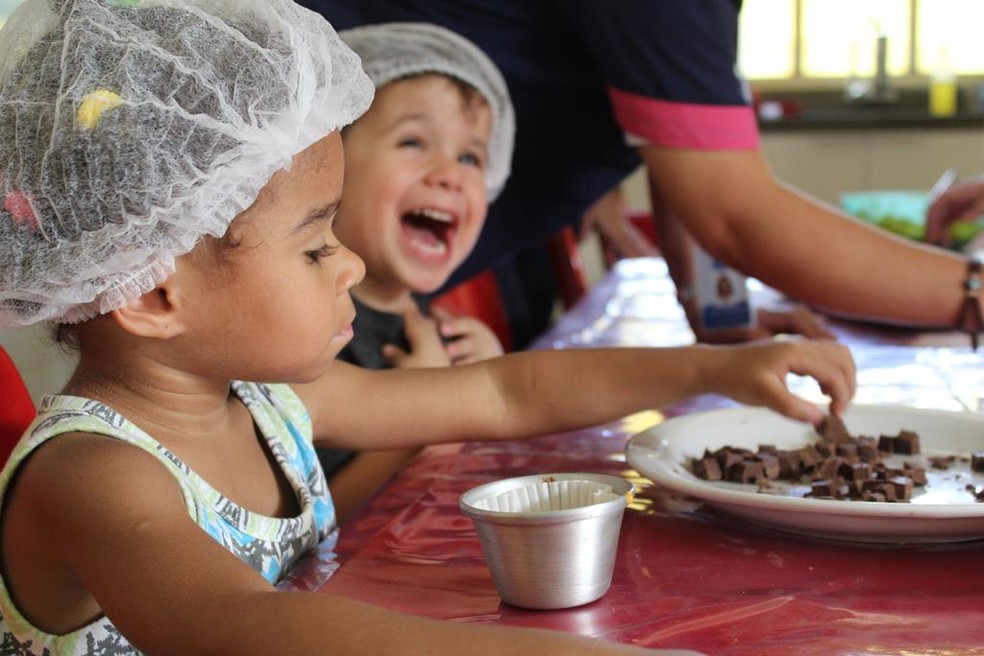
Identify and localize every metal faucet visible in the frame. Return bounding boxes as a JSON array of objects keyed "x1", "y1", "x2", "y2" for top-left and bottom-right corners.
[{"x1": 845, "y1": 33, "x2": 898, "y2": 105}]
